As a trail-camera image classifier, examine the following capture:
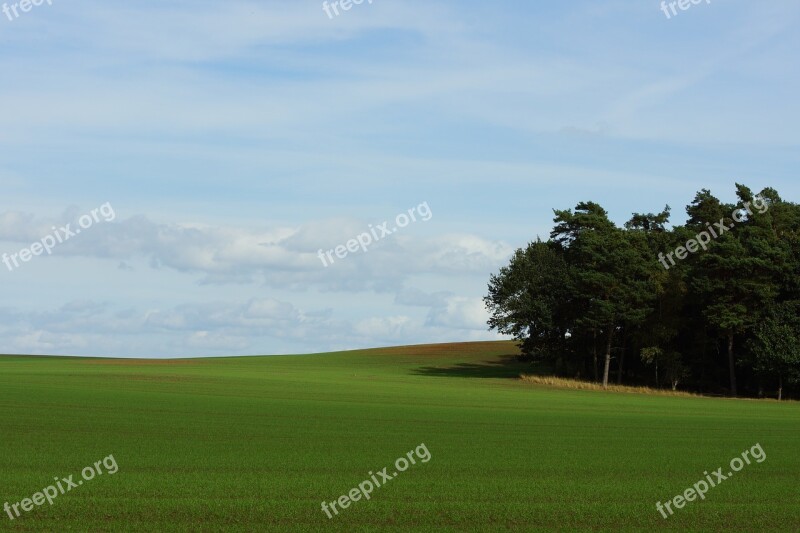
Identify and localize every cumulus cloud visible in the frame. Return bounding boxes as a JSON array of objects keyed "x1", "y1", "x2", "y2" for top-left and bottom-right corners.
[
  {"x1": 0, "y1": 208, "x2": 513, "y2": 292},
  {"x1": 426, "y1": 296, "x2": 490, "y2": 331},
  {"x1": 394, "y1": 287, "x2": 453, "y2": 308},
  {"x1": 0, "y1": 205, "x2": 514, "y2": 356}
]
